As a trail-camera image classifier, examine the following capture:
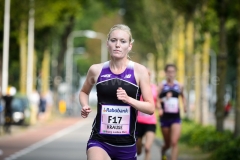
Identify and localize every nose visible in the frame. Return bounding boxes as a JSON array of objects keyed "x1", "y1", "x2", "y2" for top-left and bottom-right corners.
[{"x1": 115, "y1": 40, "x2": 120, "y2": 48}]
